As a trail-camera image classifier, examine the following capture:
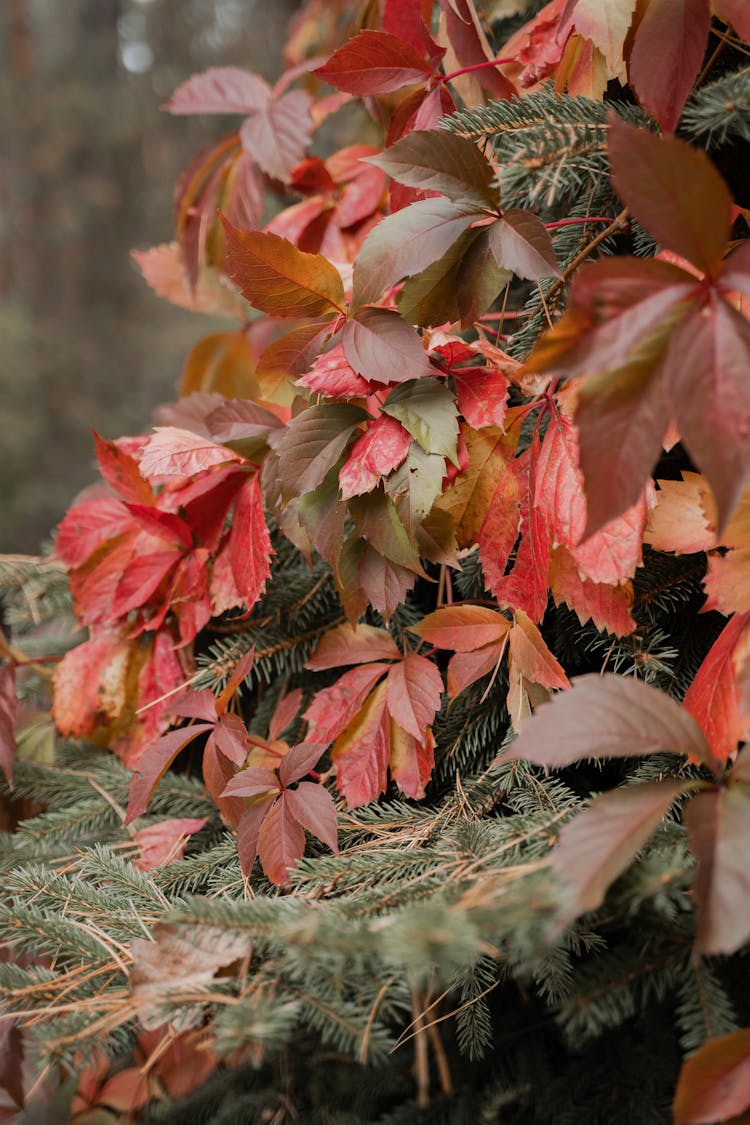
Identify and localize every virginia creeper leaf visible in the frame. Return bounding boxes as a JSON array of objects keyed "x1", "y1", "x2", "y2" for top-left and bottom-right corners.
[
  {"x1": 628, "y1": 0, "x2": 711, "y2": 134},
  {"x1": 500, "y1": 673, "x2": 715, "y2": 771},
  {"x1": 367, "y1": 129, "x2": 500, "y2": 210},
  {"x1": 126, "y1": 723, "x2": 214, "y2": 823},
  {"x1": 139, "y1": 427, "x2": 245, "y2": 479},
  {"x1": 304, "y1": 662, "x2": 392, "y2": 744},
  {"x1": 410, "y1": 604, "x2": 511, "y2": 651},
  {"x1": 553, "y1": 778, "x2": 686, "y2": 918},
  {"x1": 683, "y1": 612, "x2": 750, "y2": 764},
  {"x1": 306, "y1": 623, "x2": 400, "y2": 670},
  {"x1": 685, "y1": 785, "x2": 750, "y2": 954},
  {"x1": 297, "y1": 342, "x2": 374, "y2": 399},
  {"x1": 339, "y1": 415, "x2": 413, "y2": 499},
  {"x1": 330, "y1": 679, "x2": 390, "y2": 807},
  {"x1": 236, "y1": 798, "x2": 277, "y2": 877},
  {"x1": 315, "y1": 29, "x2": 432, "y2": 94},
  {"x1": 239, "y1": 89, "x2": 313, "y2": 182},
  {"x1": 278, "y1": 742, "x2": 326, "y2": 786},
  {"x1": 382, "y1": 378, "x2": 459, "y2": 464},
  {"x1": 488, "y1": 209, "x2": 561, "y2": 280},
  {"x1": 385, "y1": 653, "x2": 443, "y2": 740},
  {"x1": 284, "y1": 782, "x2": 339, "y2": 853},
  {"x1": 0, "y1": 666, "x2": 16, "y2": 782},
  {"x1": 165, "y1": 67, "x2": 271, "y2": 115},
  {"x1": 258, "y1": 795, "x2": 306, "y2": 885},
  {"x1": 352, "y1": 198, "x2": 480, "y2": 307},
  {"x1": 508, "y1": 610, "x2": 569, "y2": 690},
  {"x1": 342, "y1": 307, "x2": 434, "y2": 385},
  {"x1": 221, "y1": 221, "x2": 345, "y2": 317},
  {"x1": 673, "y1": 1027, "x2": 750, "y2": 1125},
  {"x1": 277, "y1": 403, "x2": 367, "y2": 499},
  {"x1": 608, "y1": 114, "x2": 732, "y2": 274}
]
